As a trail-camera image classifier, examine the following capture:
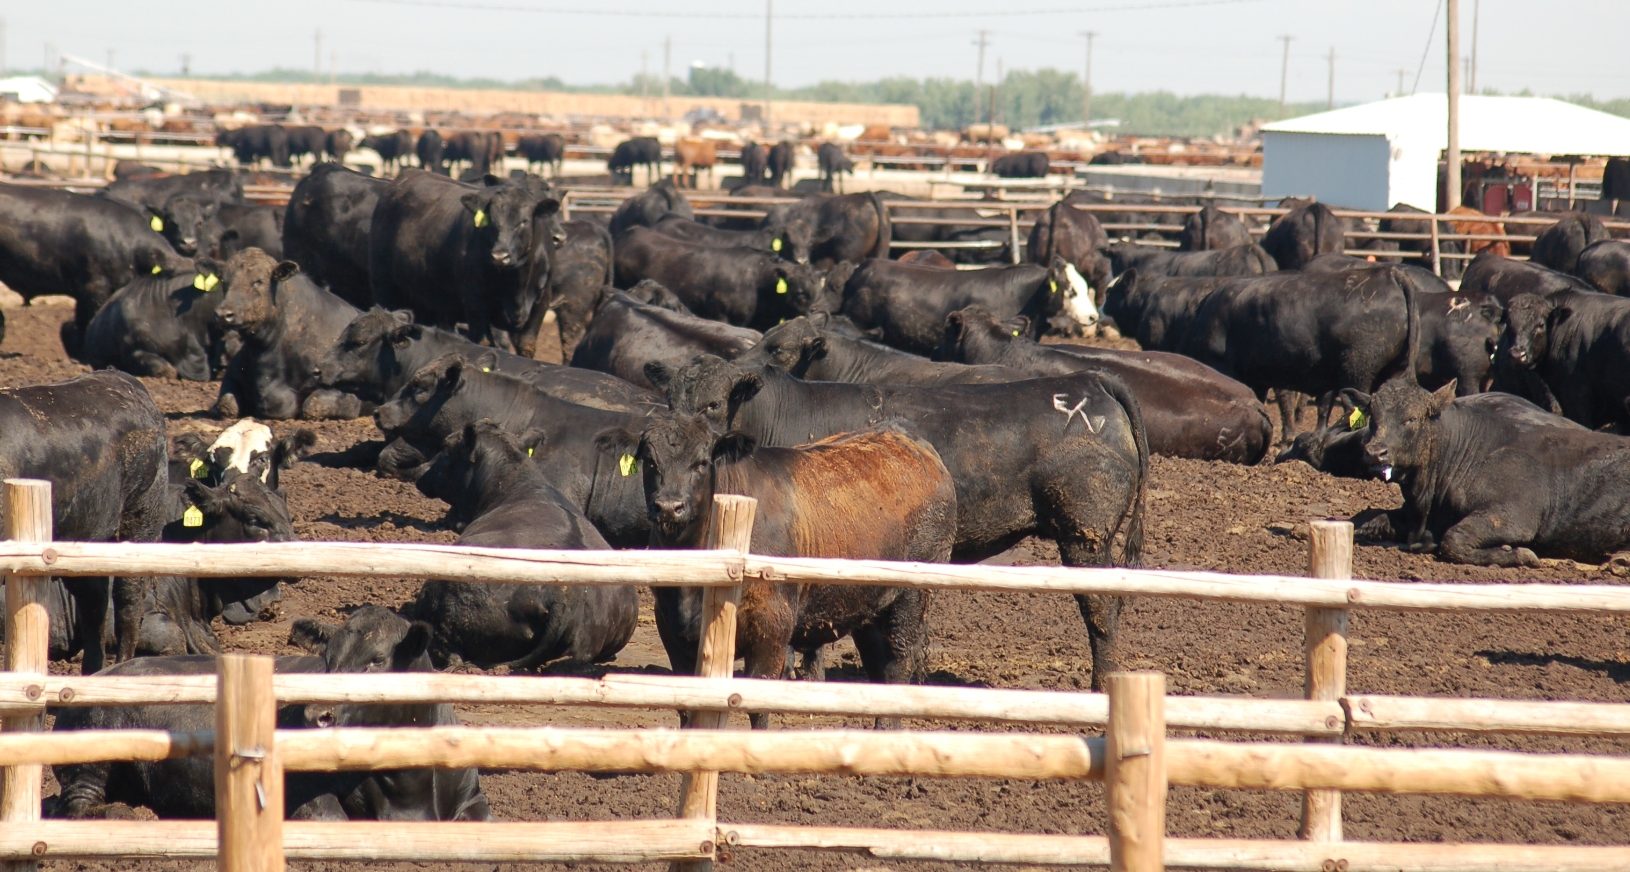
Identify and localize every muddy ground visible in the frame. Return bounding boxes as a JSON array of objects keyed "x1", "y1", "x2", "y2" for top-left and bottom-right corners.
[{"x1": 2, "y1": 305, "x2": 1626, "y2": 872}]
